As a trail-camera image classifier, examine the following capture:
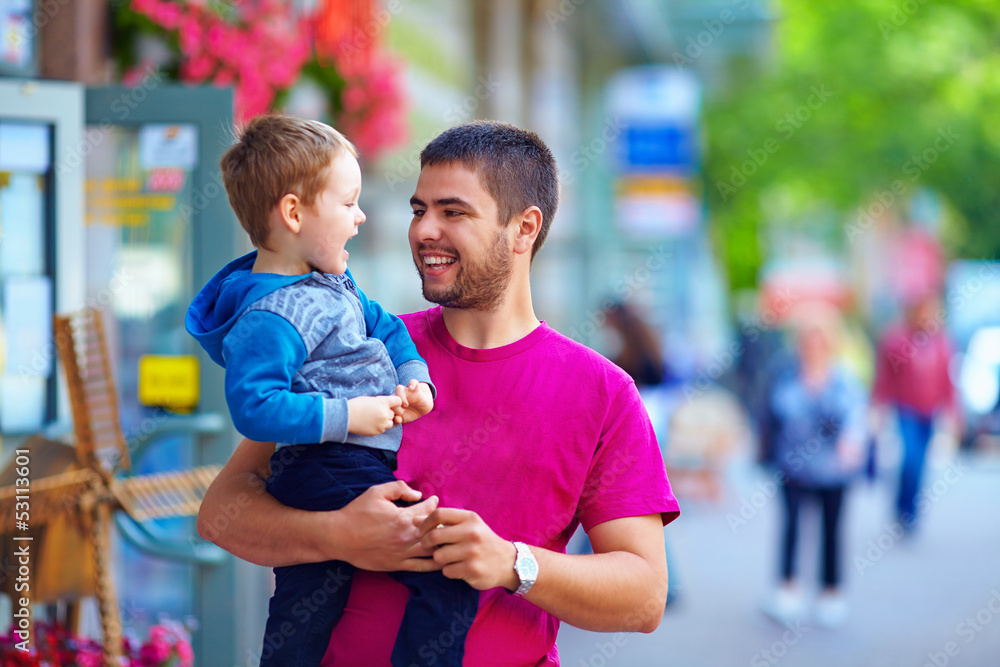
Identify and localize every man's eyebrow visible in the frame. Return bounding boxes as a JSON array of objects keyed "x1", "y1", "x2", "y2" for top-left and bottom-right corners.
[
  {"x1": 409, "y1": 196, "x2": 479, "y2": 213},
  {"x1": 435, "y1": 197, "x2": 477, "y2": 212}
]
